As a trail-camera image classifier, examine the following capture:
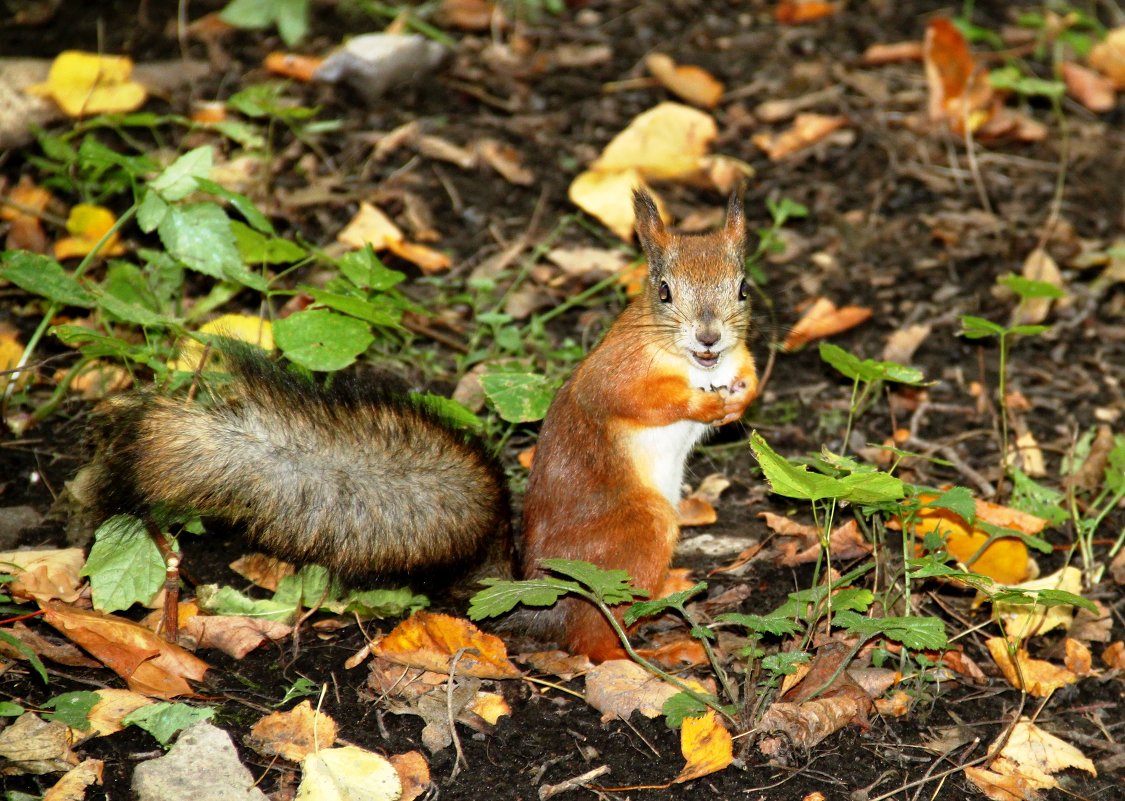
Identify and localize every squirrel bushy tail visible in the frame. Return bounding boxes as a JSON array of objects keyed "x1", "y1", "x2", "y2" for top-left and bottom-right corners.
[{"x1": 83, "y1": 341, "x2": 510, "y2": 581}]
